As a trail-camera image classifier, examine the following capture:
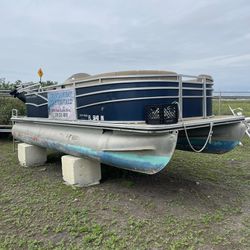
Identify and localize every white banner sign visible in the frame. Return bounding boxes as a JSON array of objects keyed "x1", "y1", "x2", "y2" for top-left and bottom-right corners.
[{"x1": 48, "y1": 89, "x2": 76, "y2": 120}]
